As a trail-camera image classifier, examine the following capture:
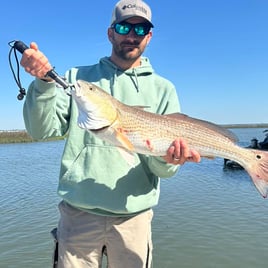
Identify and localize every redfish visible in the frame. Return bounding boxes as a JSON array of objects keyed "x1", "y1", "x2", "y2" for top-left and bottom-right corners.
[{"x1": 71, "y1": 79, "x2": 268, "y2": 198}]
